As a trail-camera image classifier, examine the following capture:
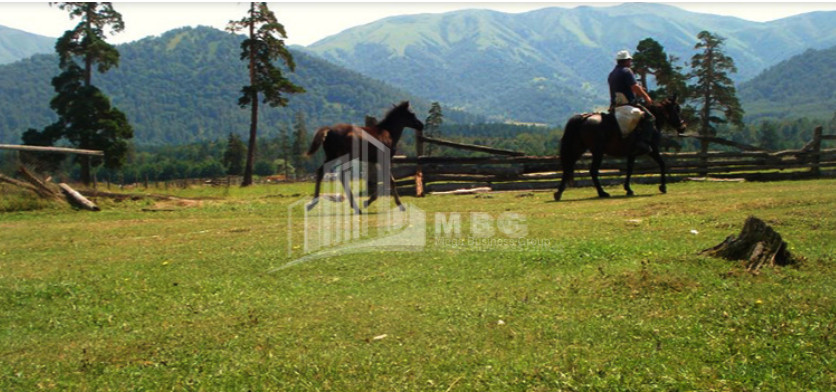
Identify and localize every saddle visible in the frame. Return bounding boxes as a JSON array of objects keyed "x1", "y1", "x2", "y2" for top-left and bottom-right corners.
[{"x1": 613, "y1": 105, "x2": 645, "y2": 138}]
